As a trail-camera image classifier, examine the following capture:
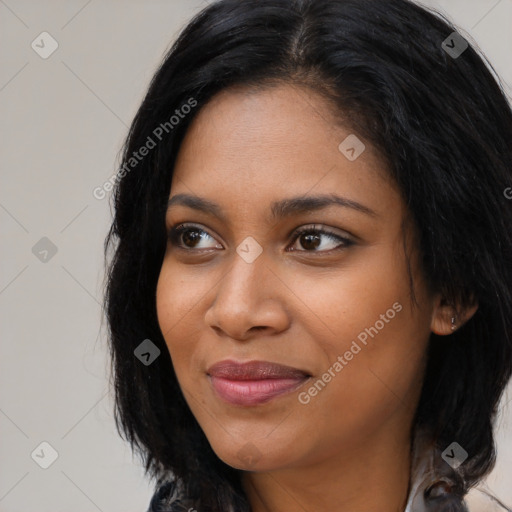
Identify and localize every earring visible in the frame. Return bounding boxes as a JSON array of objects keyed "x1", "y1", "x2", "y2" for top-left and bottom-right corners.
[{"x1": 451, "y1": 316, "x2": 457, "y2": 331}]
